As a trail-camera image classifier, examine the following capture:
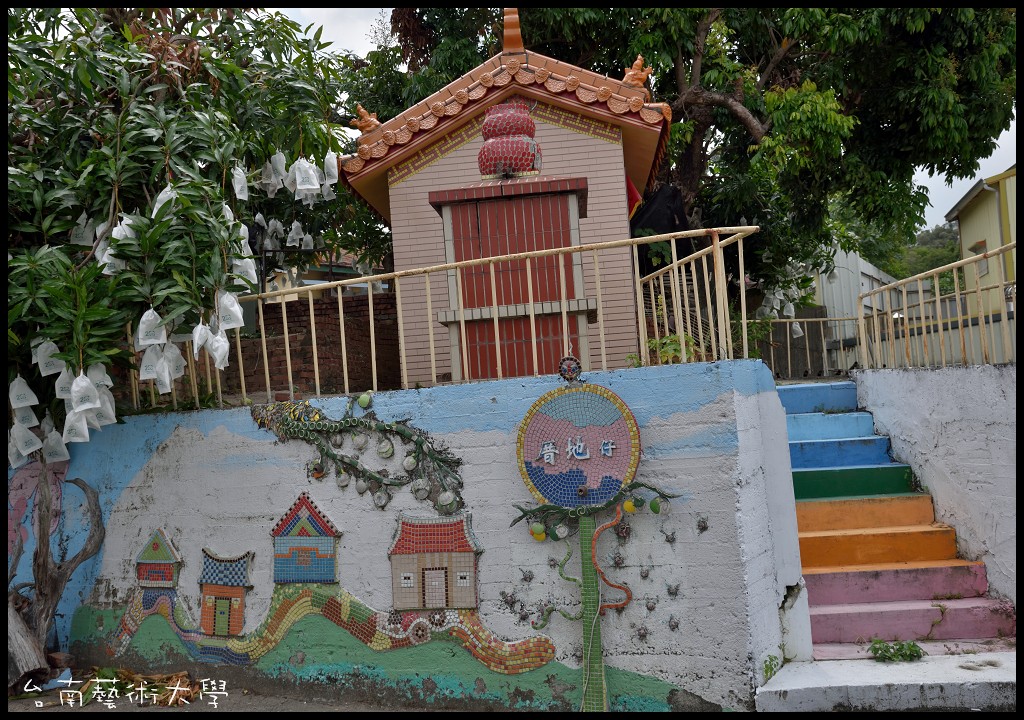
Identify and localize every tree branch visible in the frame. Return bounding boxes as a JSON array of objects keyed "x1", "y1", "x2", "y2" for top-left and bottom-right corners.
[
  {"x1": 61, "y1": 478, "x2": 105, "y2": 573},
  {"x1": 758, "y1": 37, "x2": 797, "y2": 91},
  {"x1": 689, "y1": 8, "x2": 723, "y2": 91},
  {"x1": 676, "y1": 87, "x2": 768, "y2": 144},
  {"x1": 173, "y1": 10, "x2": 200, "y2": 35},
  {"x1": 8, "y1": 535, "x2": 24, "y2": 590}
]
